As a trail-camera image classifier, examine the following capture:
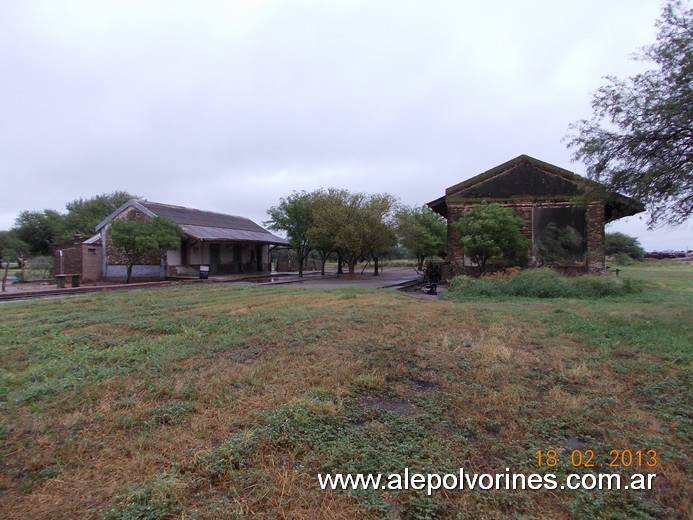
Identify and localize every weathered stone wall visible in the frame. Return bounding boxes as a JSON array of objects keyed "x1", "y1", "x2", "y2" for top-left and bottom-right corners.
[{"x1": 105, "y1": 208, "x2": 161, "y2": 266}]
